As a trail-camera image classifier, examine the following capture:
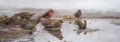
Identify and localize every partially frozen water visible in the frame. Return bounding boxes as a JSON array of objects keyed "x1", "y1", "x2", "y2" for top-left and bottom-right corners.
[
  {"x1": 0, "y1": 9, "x2": 120, "y2": 42},
  {"x1": 12, "y1": 19, "x2": 120, "y2": 42}
]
